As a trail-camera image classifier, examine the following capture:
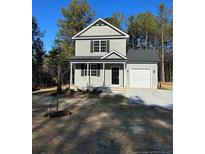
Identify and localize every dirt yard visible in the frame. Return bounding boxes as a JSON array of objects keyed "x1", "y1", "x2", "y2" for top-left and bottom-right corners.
[{"x1": 32, "y1": 90, "x2": 173, "y2": 154}]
